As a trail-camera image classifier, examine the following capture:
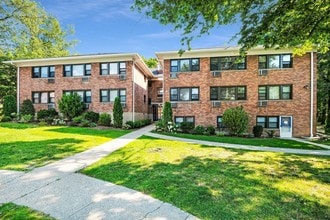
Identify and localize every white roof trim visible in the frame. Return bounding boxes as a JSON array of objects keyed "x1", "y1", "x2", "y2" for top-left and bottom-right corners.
[{"x1": 155, "y1": 46, "x2": 303, "y2": 60}]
